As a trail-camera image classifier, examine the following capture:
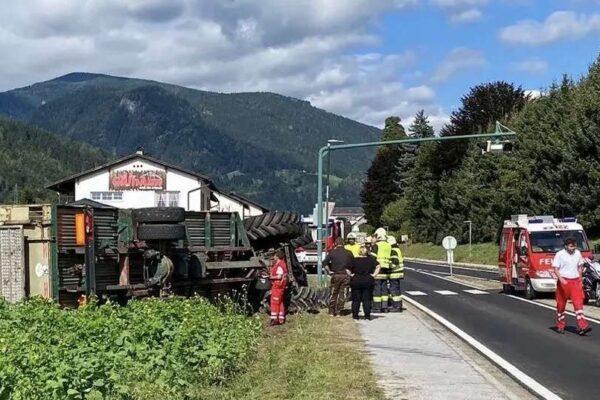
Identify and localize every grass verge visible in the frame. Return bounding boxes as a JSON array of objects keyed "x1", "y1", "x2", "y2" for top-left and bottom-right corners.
[
  {"x1": 197, "y1": 313, "x2": 386, "y2": 400},
  {"x1": 400, "y1": 242, "x2": 498, "y2": 266}
]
